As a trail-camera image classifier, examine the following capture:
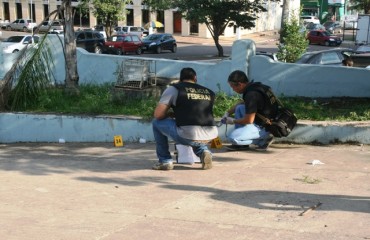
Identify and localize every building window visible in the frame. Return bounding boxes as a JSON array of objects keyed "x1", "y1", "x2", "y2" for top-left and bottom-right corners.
[
  {"x1": 44, "y1": 4, "x2": 50, "y2": 20},
  {"x1": 16, "y1": 3, "x2": 22, "y2": 19}
]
